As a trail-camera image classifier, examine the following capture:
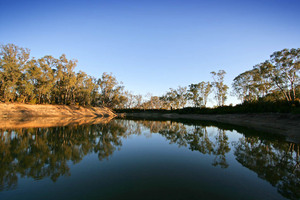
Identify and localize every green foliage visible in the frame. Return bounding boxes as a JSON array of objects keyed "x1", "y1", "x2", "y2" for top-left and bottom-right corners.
[
  {"x1": 211, "y1": 70, "x2": 228, "y2": 106},
  {"x1": 1, "y1": 44, "x2": 298, "y2": 110},
  {"x1": 0, "y1": 44, "x2": 125, "y2": 108},
  {"x1": 160, "y1": 86, "x2": 188, "y2": 109},
  {"x1": 233, "y1": 48, "x2": 300, "y2": 103},
  {"x1": 0, "y1": 44, "x2": 31, "y2": 102},
  {"x1": 187, "y1": 81, "x2": 212, "y2": 107},
  {"x1": 96, "y1": 72, "x2": 126, "y2": 108}
]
